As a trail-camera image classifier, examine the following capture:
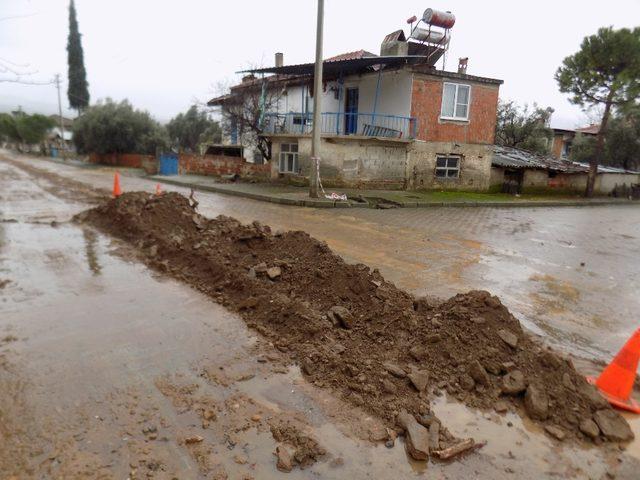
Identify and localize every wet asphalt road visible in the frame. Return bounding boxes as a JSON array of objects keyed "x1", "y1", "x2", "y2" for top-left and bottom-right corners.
[
  {"x1": 5, "y1": 152, "x2": 638, "y2": 361},
  {"x1": 1, "y1": 152, "x2": 640, "y2": 478}
]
